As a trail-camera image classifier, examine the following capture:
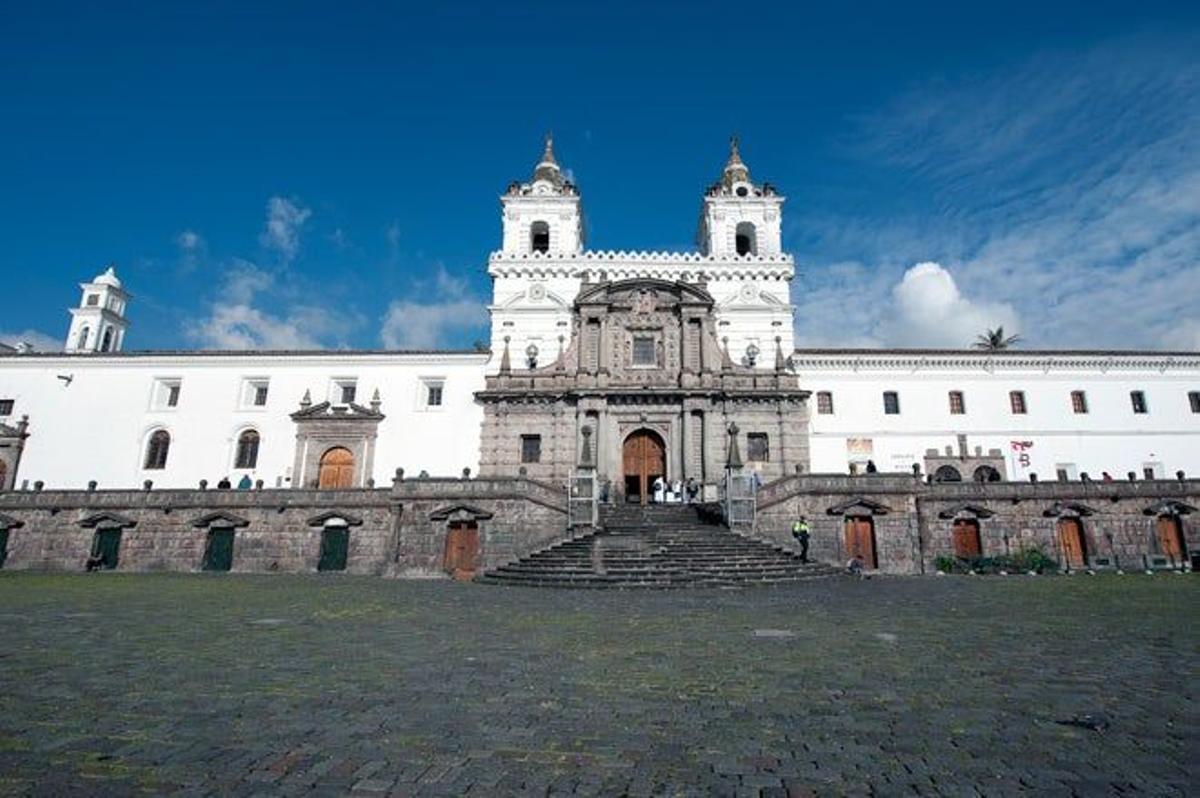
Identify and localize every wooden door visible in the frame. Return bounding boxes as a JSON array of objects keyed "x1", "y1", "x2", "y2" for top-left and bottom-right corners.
[
  {"x1": 318, "y1": 447, "x2": 355, "y2": 489},
  {"x1": 843, "y1": 516, "x2": 877, "y2": 569},
  {"x1": 92, "y1": 529, "x2": 122, "y2": 570},
  {"x1": 202, "y1": 529, "x2": 235, "y2": 572},
  {"x1": 1056, "y1": 517, "x2": 1087, "y2": 569},
  {"x1": 1156, "y1": 515, "x2": 1186, "y2": 564},
  {"x1": 952, "y1": 519, "x2": 982, "y2": 558},
  {"x1": 622, "y1": 430, "x2": 666, "y2": 505},
  {"x1": 318, "y1": 527, "x2": 350, "y2": 572},
  {"x1": 443, "y1": 522, "x2": 480, "y2": 581}
]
